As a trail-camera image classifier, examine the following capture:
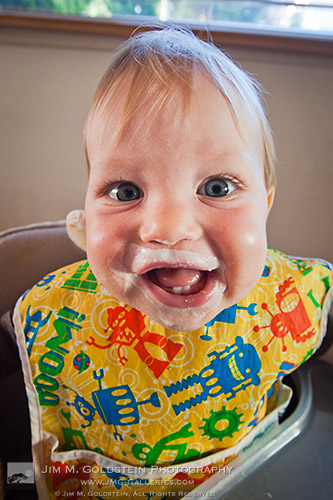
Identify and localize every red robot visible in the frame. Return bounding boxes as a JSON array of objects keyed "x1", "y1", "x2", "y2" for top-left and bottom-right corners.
[
  {"x1": 87, "y1": 306, "x2": 183, "y2": 379},
  {"x1": 253, "y1": 277, "x2": 315, "y2": 352}
]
